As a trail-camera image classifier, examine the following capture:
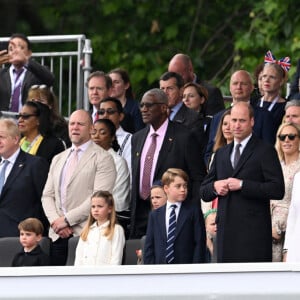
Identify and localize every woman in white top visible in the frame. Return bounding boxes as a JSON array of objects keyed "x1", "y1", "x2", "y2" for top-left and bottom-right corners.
[
  {"x1": 272, "y1": 122, "x2": 300, "y2": 261},
  {"x1": 74, "y1": 191, "x2": 125, "y2": 265},
  {"x1": 91, "y1": 118, "x2": 131, "y2": 237}
]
